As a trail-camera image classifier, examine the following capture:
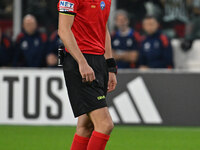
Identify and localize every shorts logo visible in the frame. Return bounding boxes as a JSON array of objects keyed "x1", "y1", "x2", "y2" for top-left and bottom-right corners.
[
  {"x1": 100, "y1": 1, "x2": 105, "y2": 10},
  {"x1": 59, "y1": 1, "x2": 74, "y2": 12},
  {"x1": 97, "y1": 95, "x2": 106, "y2": 100}
]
